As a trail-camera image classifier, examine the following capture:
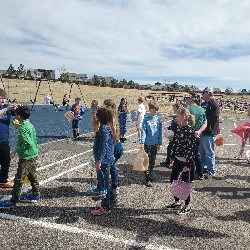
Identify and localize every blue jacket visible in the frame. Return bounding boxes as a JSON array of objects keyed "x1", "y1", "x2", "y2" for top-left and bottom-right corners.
[
  {"x1": 140, "y1": 115, "x2": 162, "y2": 145},
  {"x1": 93, "y1": 124, "x2": 115, "y2": 165},
  {"x1": 0, "y1": 104, "x2": 15, "y2": 142}
]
